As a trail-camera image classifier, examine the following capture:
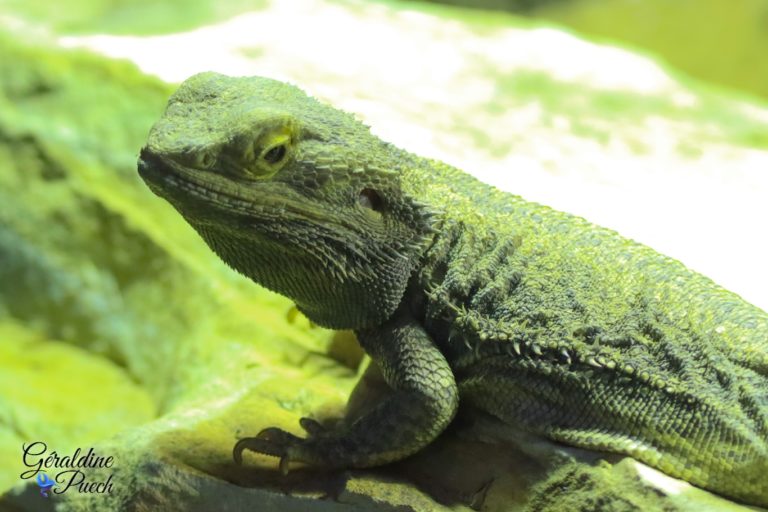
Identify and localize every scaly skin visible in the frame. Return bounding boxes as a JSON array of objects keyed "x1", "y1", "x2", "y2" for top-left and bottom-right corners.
[{"x1": 138, "y1": 72, "x2": 768, "y2": 507}]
